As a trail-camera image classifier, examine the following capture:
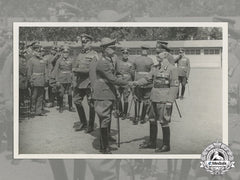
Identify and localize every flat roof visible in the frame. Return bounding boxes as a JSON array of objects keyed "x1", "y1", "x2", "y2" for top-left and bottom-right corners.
[
  {"x1": 36, "y1": 40, "x2": 222, "y2": 48},
  {"x1": 117, "y1": 40, "x2": 223, "y2": 48}
]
